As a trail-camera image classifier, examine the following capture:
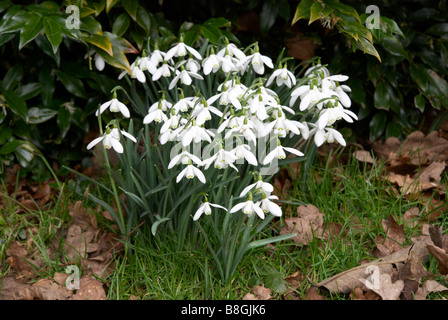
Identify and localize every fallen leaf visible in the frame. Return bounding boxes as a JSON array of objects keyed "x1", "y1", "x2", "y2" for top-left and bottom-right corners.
[
  {"x1": 426, "y1": 244, "x2": 448, "y2": 275},
  {"x1": 280, "y1": 204, "x2": 325, "y2": 245},
  {"x1": 414, "y1": 280, "x2": 448, "y2": 300},
  {"x1": 353, "y1": 150, "x2": 375, "y2": 164},
  {"x1": 242, "y1": 285, "x2": 272, "y2": 300},
  {"x1": 69, "y1": 276, "x2": 107, "y2": 300},
  {"x1": 362, "y1": 272, "x2": 404, "y2": 300},
  {"x1": 374, "y1": 215, "x2": 405, "y2": 257},
  {"x1": 304, "y1": 286, "x2": 327, "y2": 300}
]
